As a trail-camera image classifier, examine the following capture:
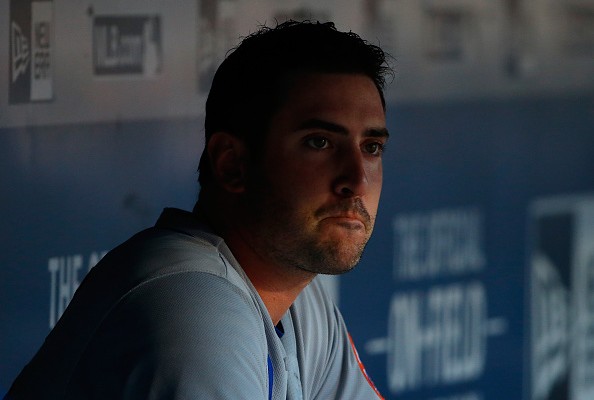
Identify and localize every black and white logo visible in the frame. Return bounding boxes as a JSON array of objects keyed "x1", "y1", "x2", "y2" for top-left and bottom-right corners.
[
  {"x1": 9, "y1": 0, "x2": 53, "y2": 104},
  {"x1": 529, "y1": 195, "x2": 594, "y2": 400},
  {"x1": 93, "y1": 15, "x2": 162, "y2": 77},
  {"x1": 11, "y1": 21, "x2": 30, "y2": 84}
]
